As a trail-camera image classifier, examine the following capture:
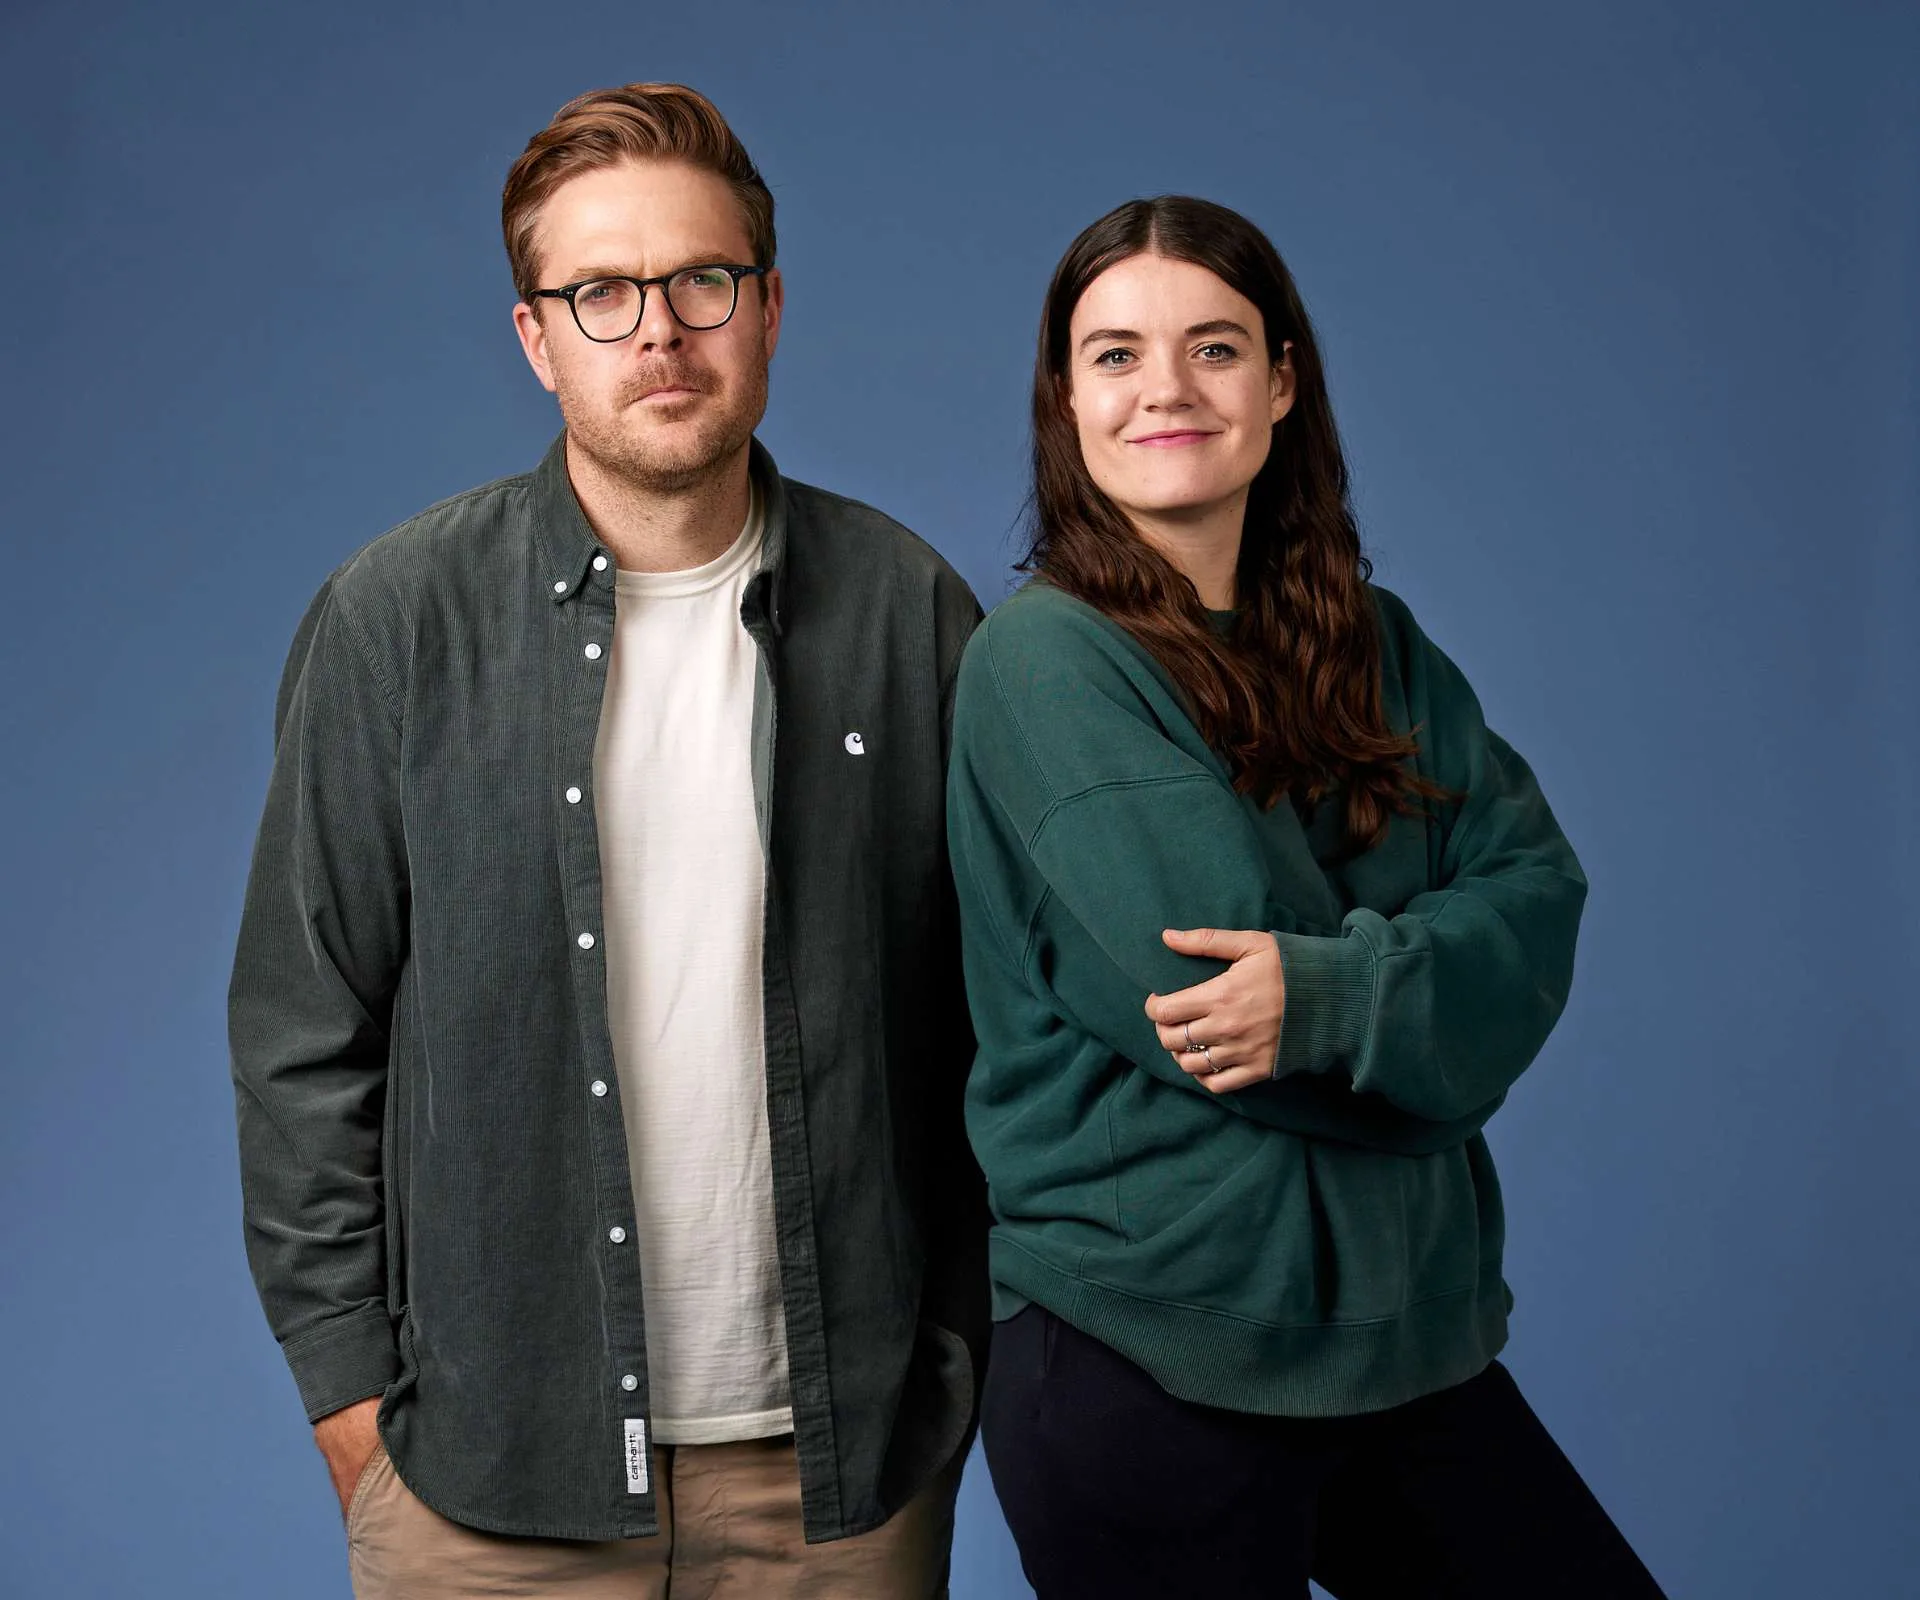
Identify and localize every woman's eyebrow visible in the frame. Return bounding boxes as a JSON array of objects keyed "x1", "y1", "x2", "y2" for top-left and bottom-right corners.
[
  {"x1": 1185, "y1": 319, "x2": 1252, "y2": 339},
  {"x1": 1077, "y1": 318, "x2": 1253, "y2": 351}
]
